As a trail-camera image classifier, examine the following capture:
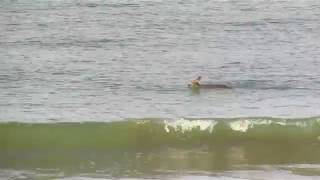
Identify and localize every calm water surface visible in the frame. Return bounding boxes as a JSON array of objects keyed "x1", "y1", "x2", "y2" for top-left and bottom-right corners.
[{"x1": 1, "y1": 0, "x2": 320, "y2": 121}]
